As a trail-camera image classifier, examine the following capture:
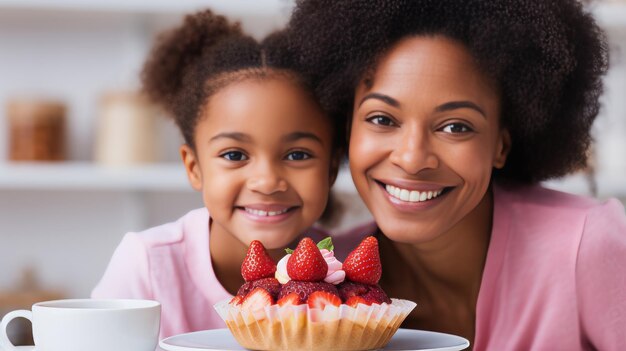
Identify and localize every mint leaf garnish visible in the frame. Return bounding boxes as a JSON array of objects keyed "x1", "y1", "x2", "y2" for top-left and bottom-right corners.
[{"x1": 316, "y1": 237, "x2": 334, "y2": 252}]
